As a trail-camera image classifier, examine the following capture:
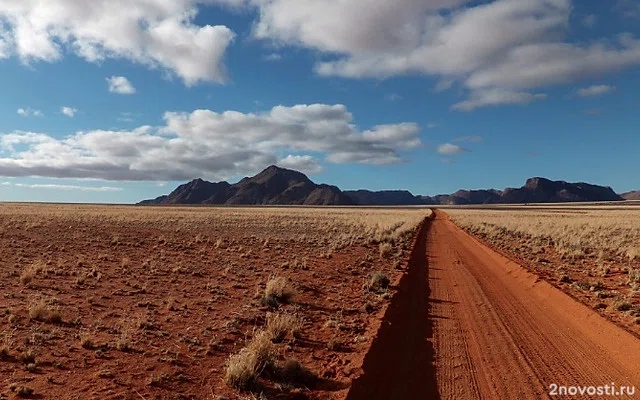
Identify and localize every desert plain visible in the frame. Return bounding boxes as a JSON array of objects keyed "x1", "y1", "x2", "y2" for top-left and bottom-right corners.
[{"x1": 1, "y1": 203, "x2": 639, "y2": 399}]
